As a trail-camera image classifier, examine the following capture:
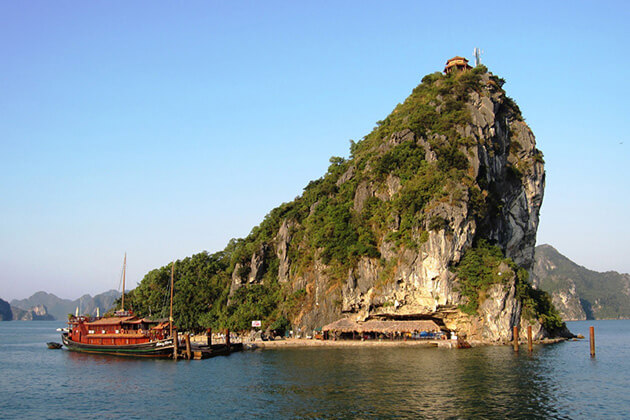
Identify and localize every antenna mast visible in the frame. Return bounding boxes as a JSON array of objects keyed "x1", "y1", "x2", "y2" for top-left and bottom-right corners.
[
  {"x1": 121, "y1": 252, "x2": 127, "y2": 310},
  {"x1": 473, "y1": 47, "x2": 483, "y2": 66}
]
